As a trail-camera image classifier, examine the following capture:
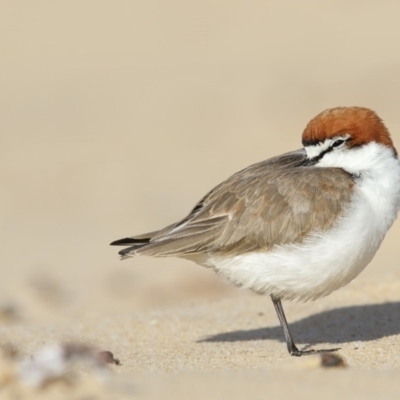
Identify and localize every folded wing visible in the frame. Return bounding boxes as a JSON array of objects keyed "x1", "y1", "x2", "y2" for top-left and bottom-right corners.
[{"x1": 110, "y1": 150, "x2": 354, "y2": 258}]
